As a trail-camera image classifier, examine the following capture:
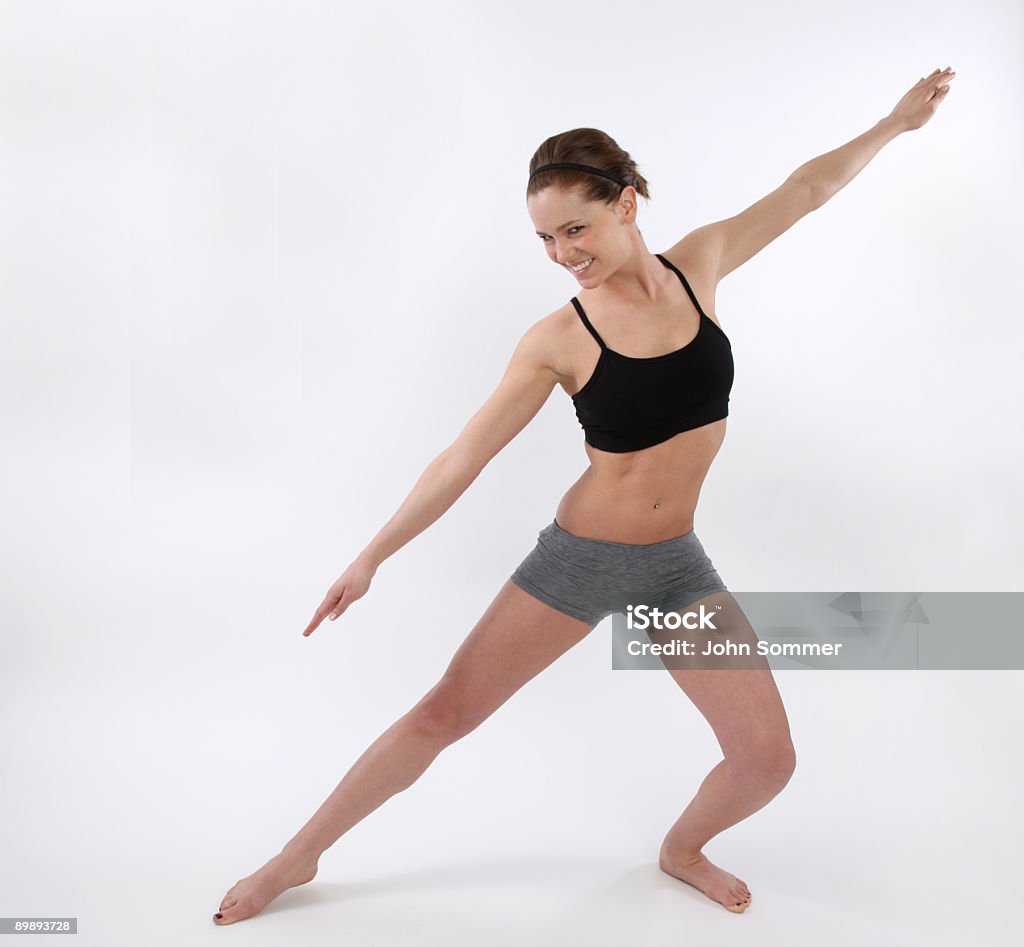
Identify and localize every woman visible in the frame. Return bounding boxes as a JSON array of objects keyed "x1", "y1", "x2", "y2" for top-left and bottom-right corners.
[{"x1": 214, "y1": 67, "x2": 955, "y2": 924}]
